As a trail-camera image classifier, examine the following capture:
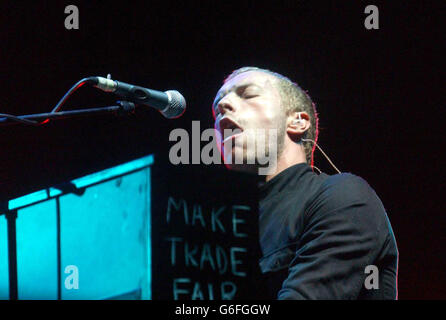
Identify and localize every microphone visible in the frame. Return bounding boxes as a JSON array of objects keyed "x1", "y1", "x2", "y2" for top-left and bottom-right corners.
[{"x1": 90, "y1": 76, "x2": 186, "y2": 119}]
